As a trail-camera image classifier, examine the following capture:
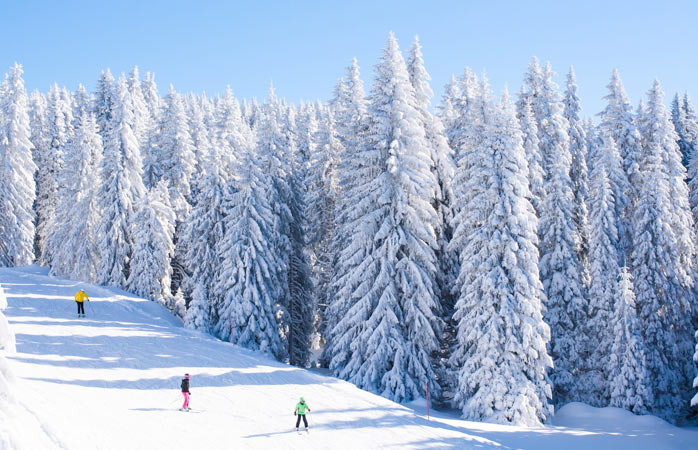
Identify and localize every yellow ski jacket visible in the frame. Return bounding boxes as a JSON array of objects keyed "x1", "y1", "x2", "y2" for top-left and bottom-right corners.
[{"x1": 75, "y1": 290, "x2": 89, "y2": 303}]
